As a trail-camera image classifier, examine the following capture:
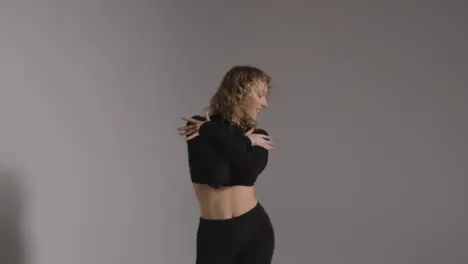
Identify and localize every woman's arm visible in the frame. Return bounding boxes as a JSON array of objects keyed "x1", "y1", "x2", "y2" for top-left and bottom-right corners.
[
  {"x1": 197, "y1": 121, "x2": 270, "y2": 177},
  {"x1": 185, "y1": 116, "x2": 230, "y2": 187}
]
